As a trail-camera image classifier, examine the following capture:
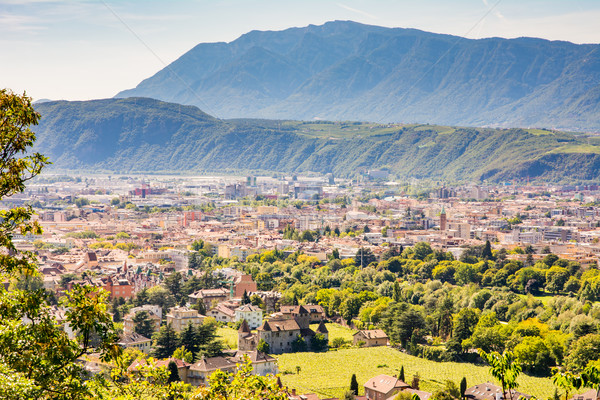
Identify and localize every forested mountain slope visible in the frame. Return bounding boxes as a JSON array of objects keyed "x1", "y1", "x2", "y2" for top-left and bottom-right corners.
[{"x1": 34, "y1": 98, "x2": 600, "y2": 182}]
